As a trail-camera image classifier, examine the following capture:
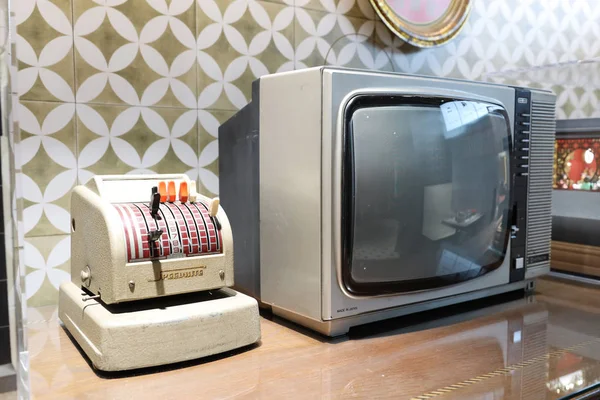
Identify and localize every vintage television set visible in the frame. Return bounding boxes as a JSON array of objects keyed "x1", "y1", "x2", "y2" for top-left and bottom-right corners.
[{"x1": 219, "y1": 67, "x2": 556, "y2": 336}]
